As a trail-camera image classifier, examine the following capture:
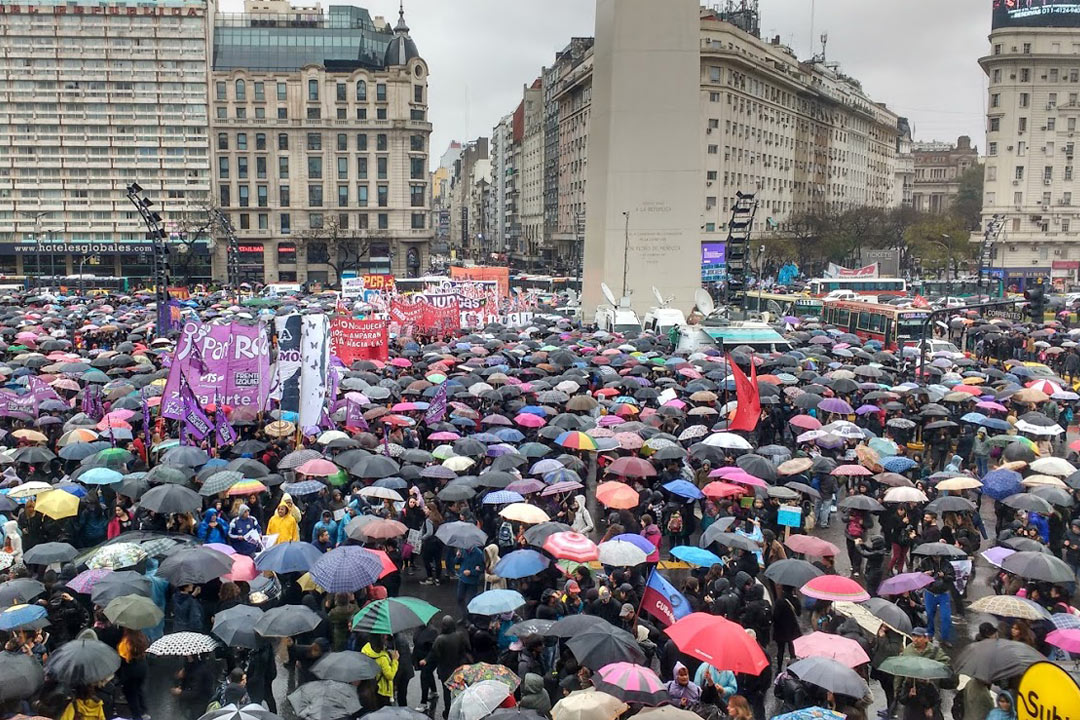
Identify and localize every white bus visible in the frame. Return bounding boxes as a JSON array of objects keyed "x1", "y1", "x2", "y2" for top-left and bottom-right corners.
[{"x1": 807, "y1": 276, "x2": 907, "y2": 297}]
